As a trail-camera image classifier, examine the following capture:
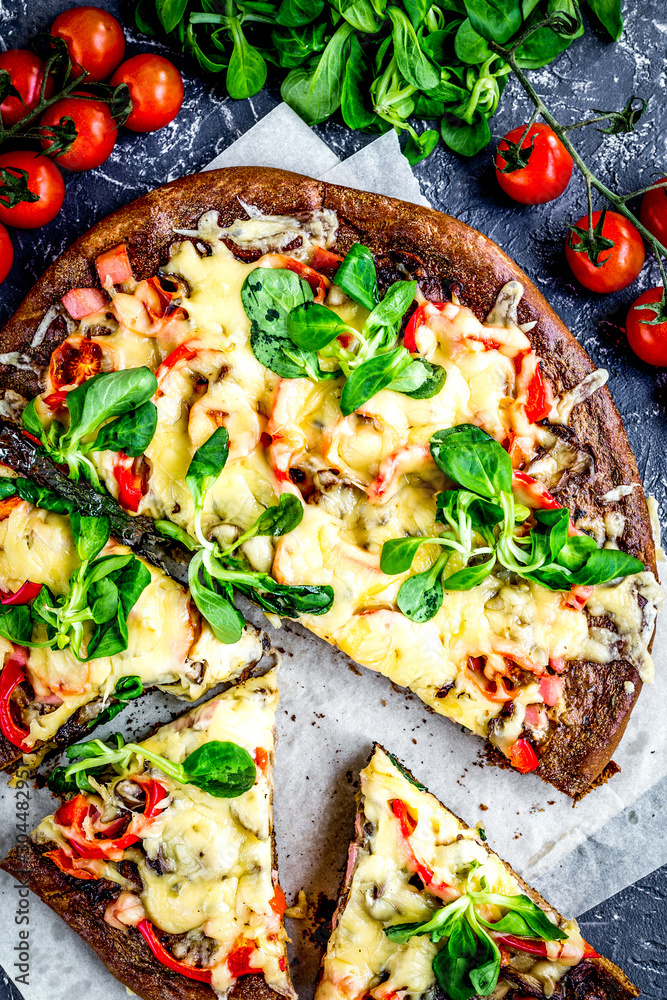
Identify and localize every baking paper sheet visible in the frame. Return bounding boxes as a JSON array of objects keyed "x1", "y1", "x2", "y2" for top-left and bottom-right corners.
[{"x1": 0, "y1": 103, "x2": 665, "y2": 1000}]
